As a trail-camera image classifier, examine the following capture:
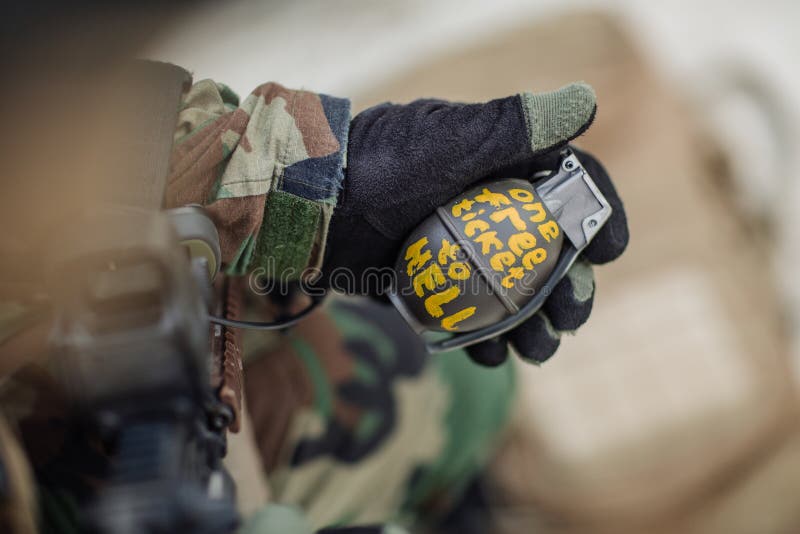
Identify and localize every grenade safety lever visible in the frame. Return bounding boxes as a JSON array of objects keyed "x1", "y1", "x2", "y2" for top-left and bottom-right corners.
[{"x1": 388, "y1": 149, "x2": 612, "y2": 353}]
